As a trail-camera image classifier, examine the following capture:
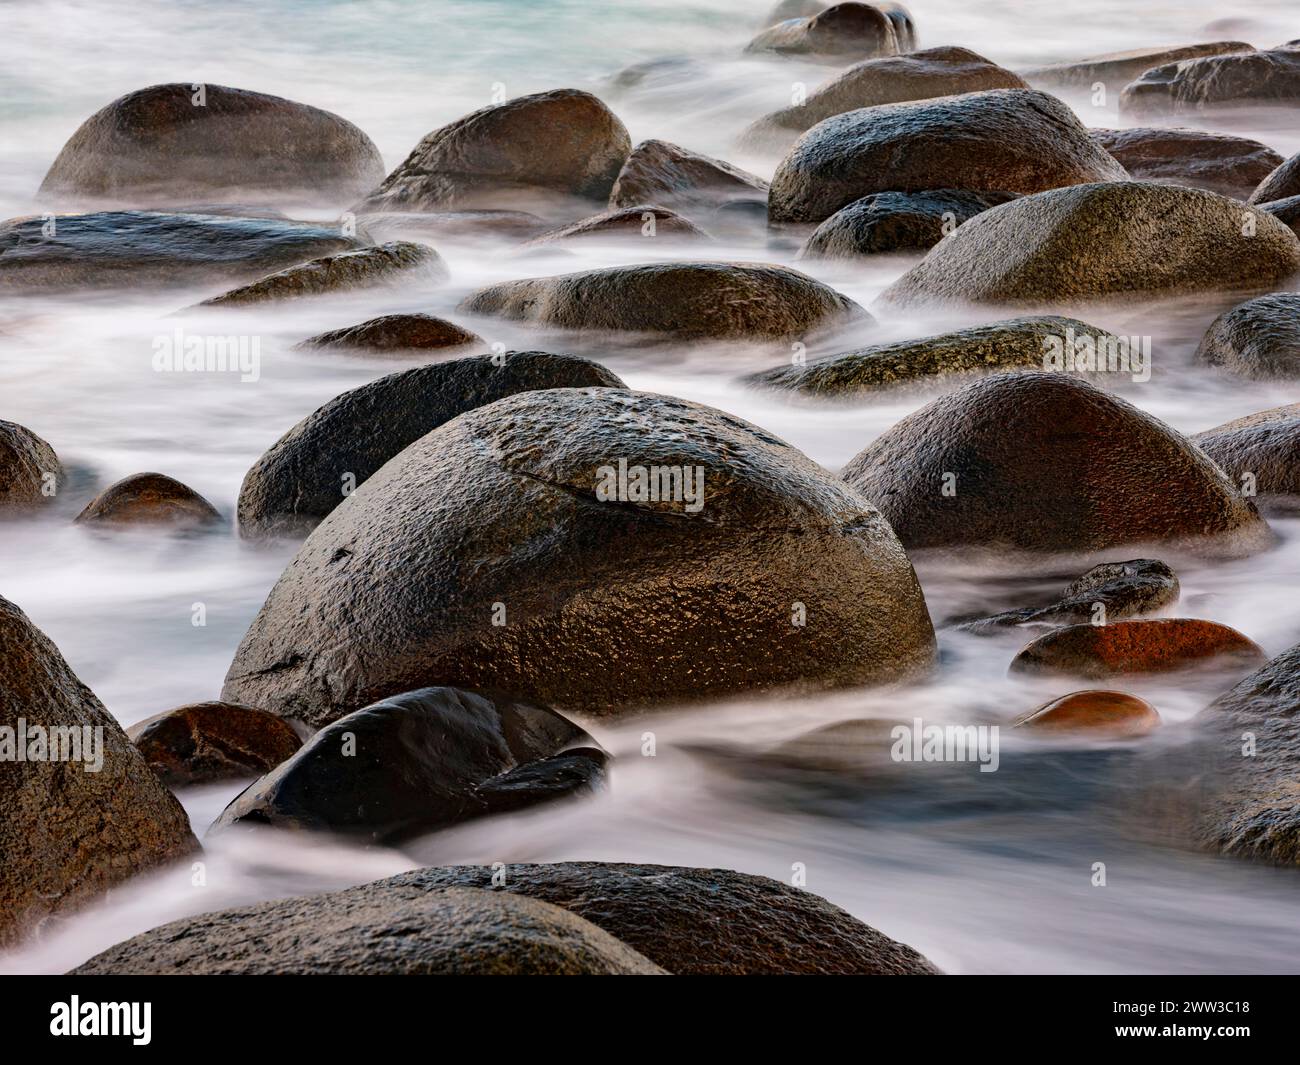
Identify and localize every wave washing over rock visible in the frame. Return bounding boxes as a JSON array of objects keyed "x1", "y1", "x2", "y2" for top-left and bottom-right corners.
[{"x1": 4, "y1": 0, "x2": 1300, "y2": 998}]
